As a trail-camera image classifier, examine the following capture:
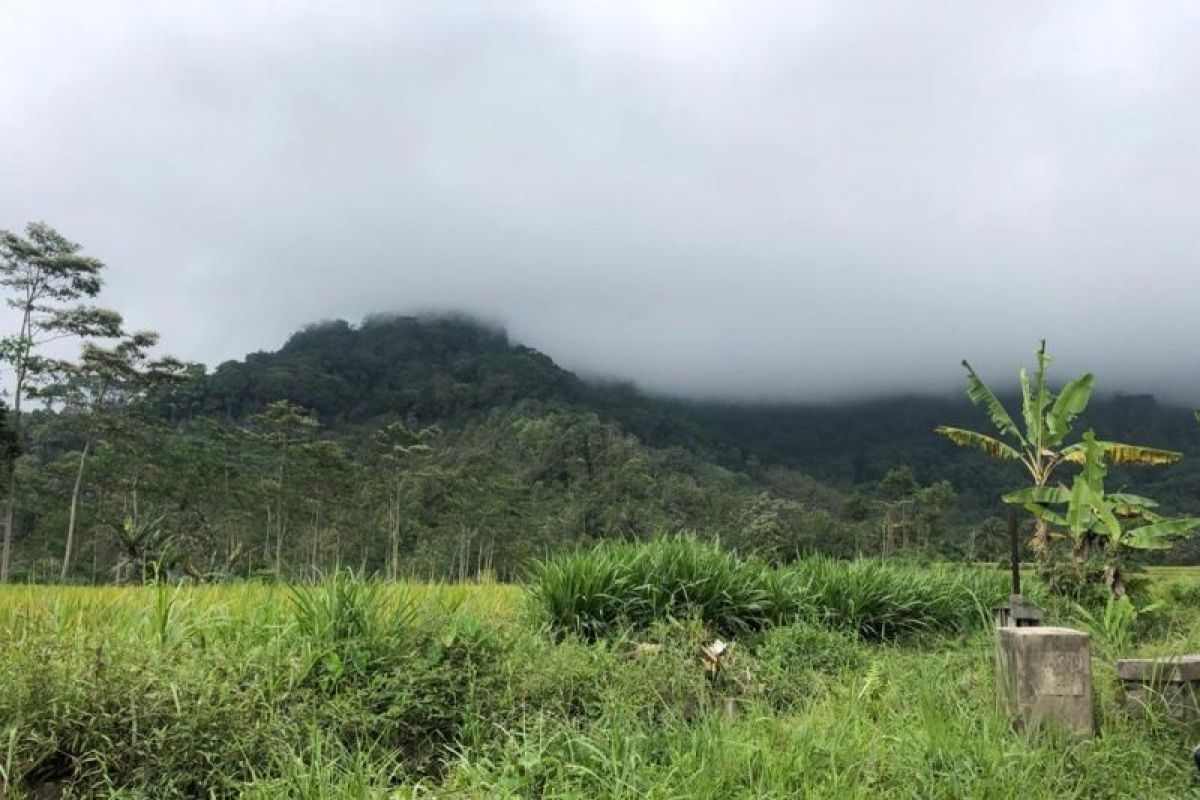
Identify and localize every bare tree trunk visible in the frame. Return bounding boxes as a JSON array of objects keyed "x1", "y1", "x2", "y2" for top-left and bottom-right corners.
[
  {"x1": 91, "y1": 524, "x2": 98, "y2": 585},
  {"x1": 274, "y1": 519, "x2": 284, "y2": 577},
  {"x1": 390, "y1": 492, "x2": 401, "y2": 581},
  {"x1": 0, "y1": 471, "x2": 14, "y2": 583},
  {"x1": 0, "y1": 368, "x2": 24, "y2": 584},
  {"x1": 309, "y1": 504, "x2": 319, "y2": 579},
  {"x1": 61, "y1": 437, "x2": 92, "y2": 582},
  {"x1": 264, "y1": 505, "x2": 272, "y2": 564},
  {"x1": 274, "y1": 451, "x2": 286, "y2": 577}
]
